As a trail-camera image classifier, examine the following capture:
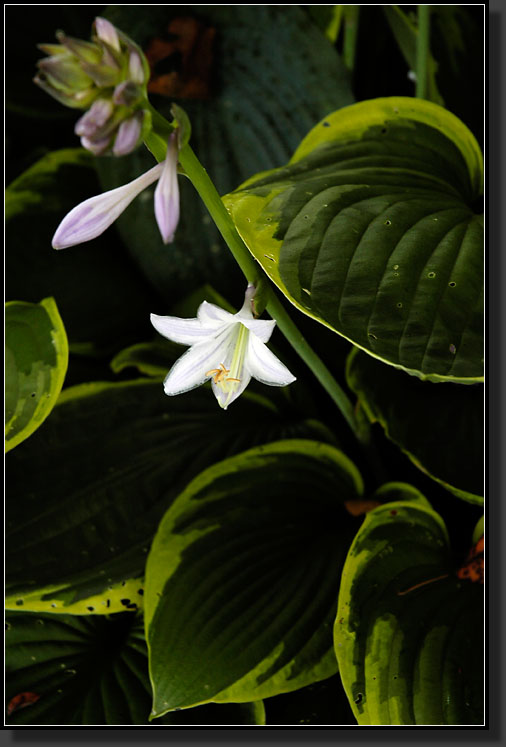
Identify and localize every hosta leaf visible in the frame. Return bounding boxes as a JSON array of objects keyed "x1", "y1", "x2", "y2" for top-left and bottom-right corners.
[
  {"x1": 95, "y1": 4, "x2": 354, "y2": 301},
  {"x1": 5, "y1": 611, "x2": 265, "y2": 726},
  {"x1": 5, "y1": 298, "x2": 68, "y2": 452},
  {"x1": 224, "y1": 97, "x2": 484, "y2": 383},
  {"x1": 145, "y1": 440, "x2": 365, "y2": 717},
  {"x1": 346, "y1": 347, "x2": 483, "y2": 504},
  {"x1": 6, "y1": 380, "x2": 333, "y2": 613},
  {"x1": 334, "y1": 492, "x2": 484, "y2": 725}
]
